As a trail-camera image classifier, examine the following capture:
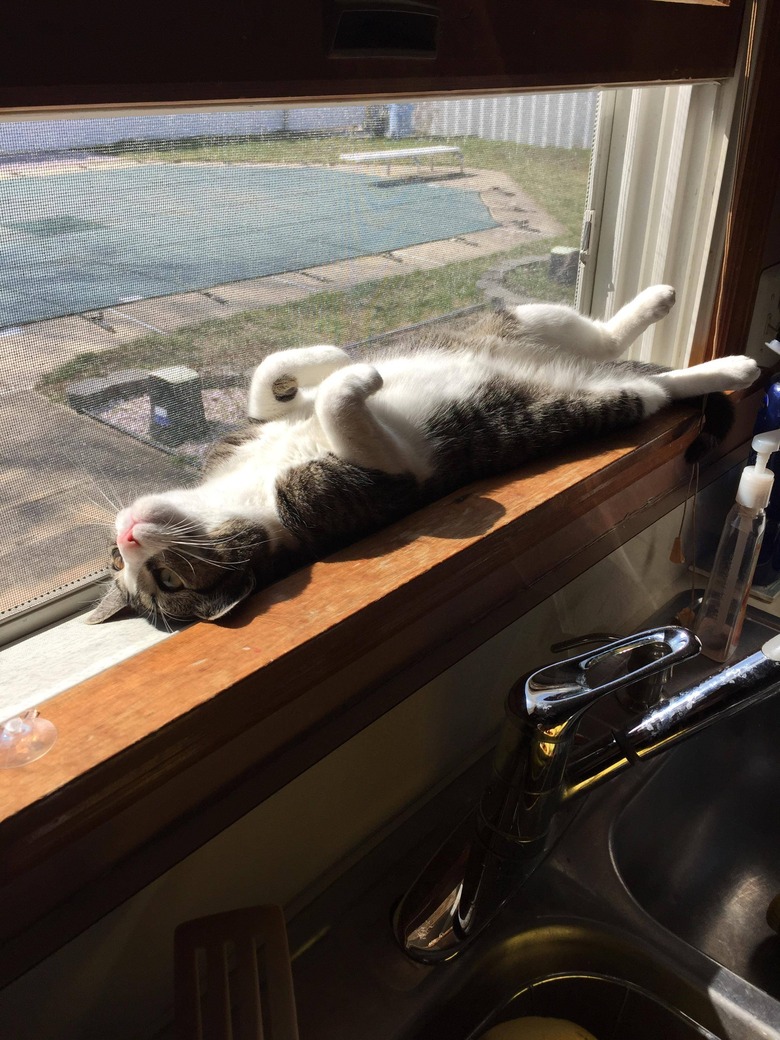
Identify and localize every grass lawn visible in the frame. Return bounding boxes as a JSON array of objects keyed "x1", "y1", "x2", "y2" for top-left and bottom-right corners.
[{"x1": 42, "y1": 135, "x2": 590, "y2": 399}]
